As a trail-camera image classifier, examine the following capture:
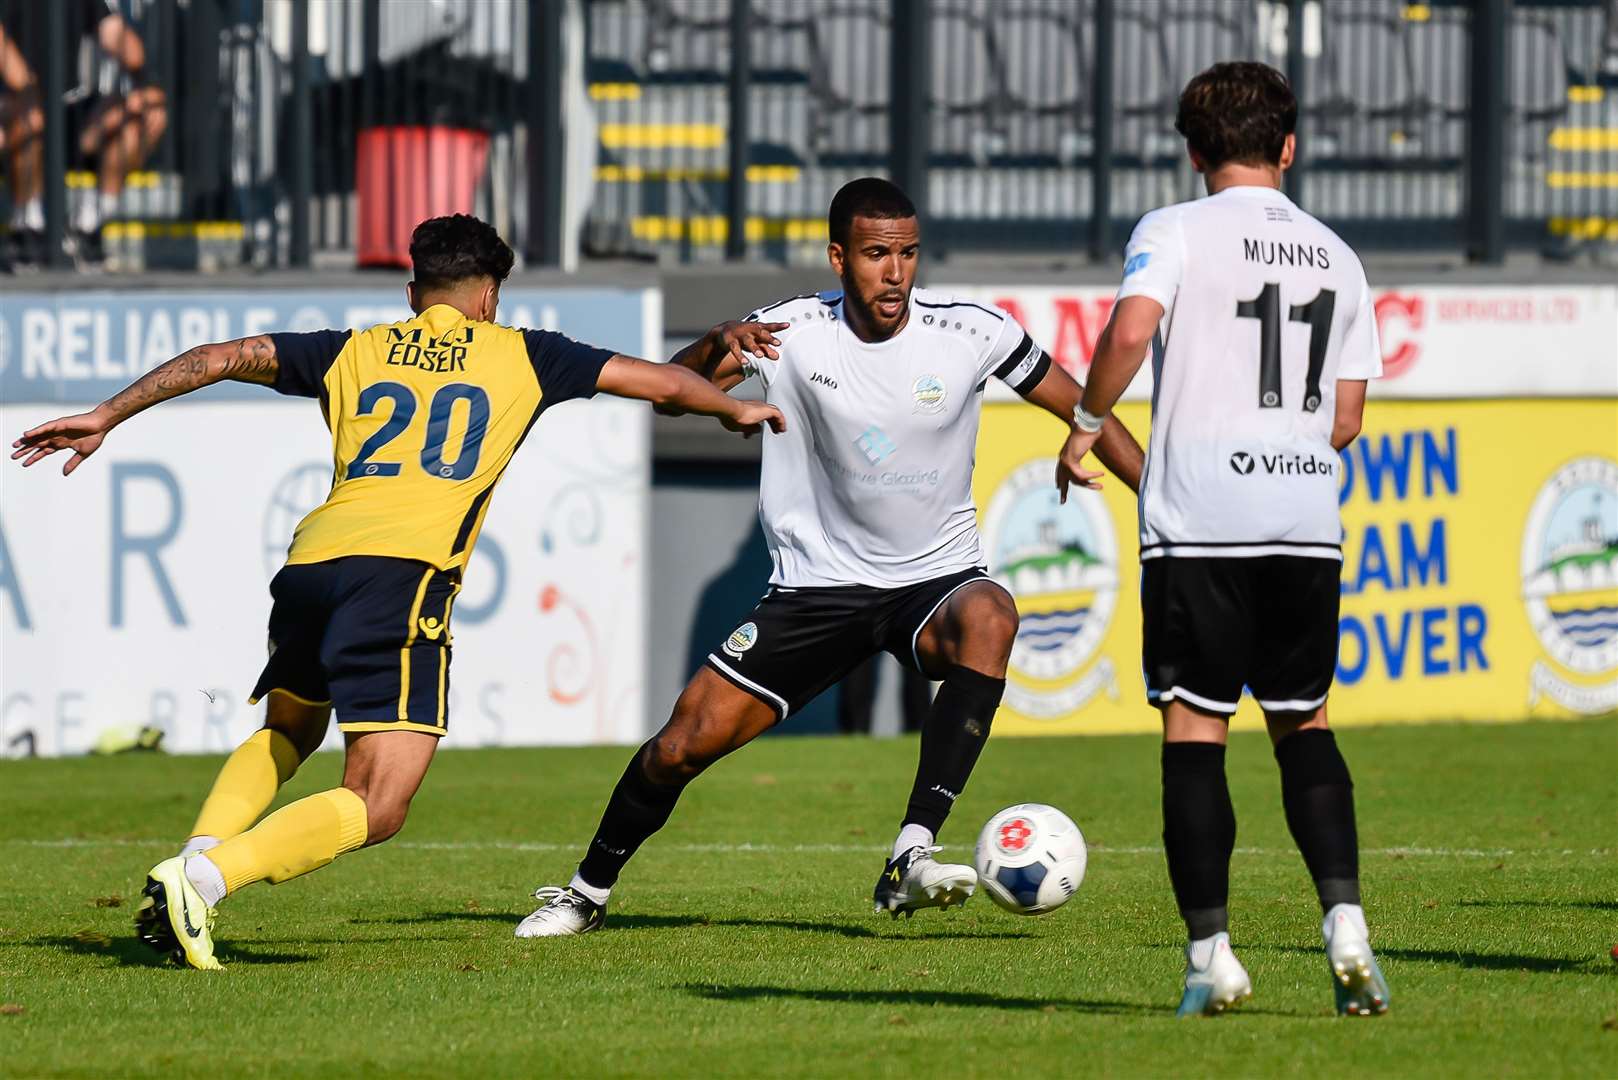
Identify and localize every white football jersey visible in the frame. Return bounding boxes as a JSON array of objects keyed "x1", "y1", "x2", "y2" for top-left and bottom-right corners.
[
  {"x1": 1117, "y1": 185, "x2": 1382, "y2": 561},
  {"x1": 741, "y1": 287, "x2": 1051, "y2": 588}
]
